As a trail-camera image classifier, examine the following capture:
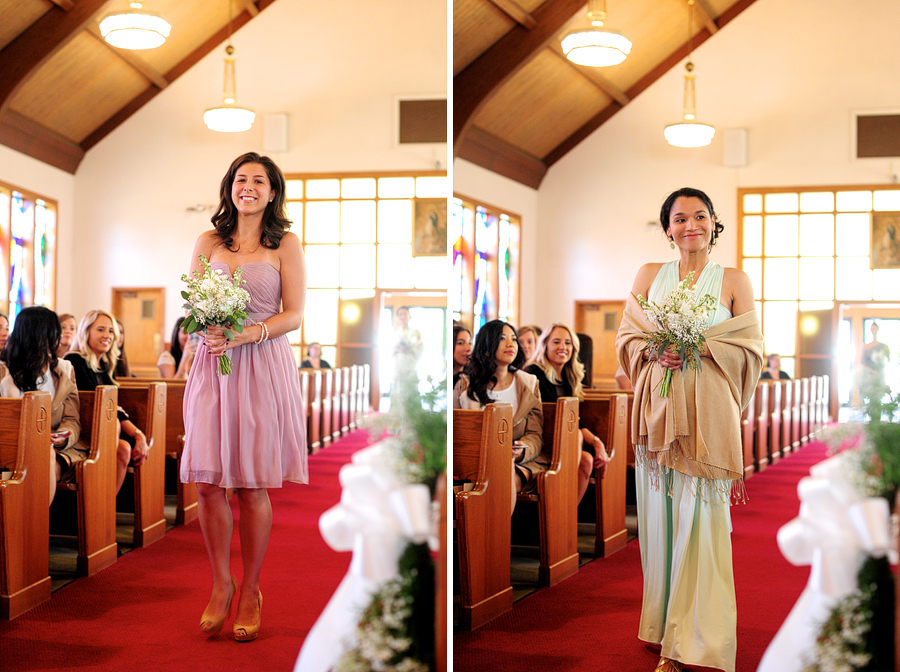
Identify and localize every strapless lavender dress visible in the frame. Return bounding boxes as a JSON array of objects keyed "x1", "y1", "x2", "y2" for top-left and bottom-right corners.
[{"x1": 181, "y1": 262, "x2": 308, "y2": 488}]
